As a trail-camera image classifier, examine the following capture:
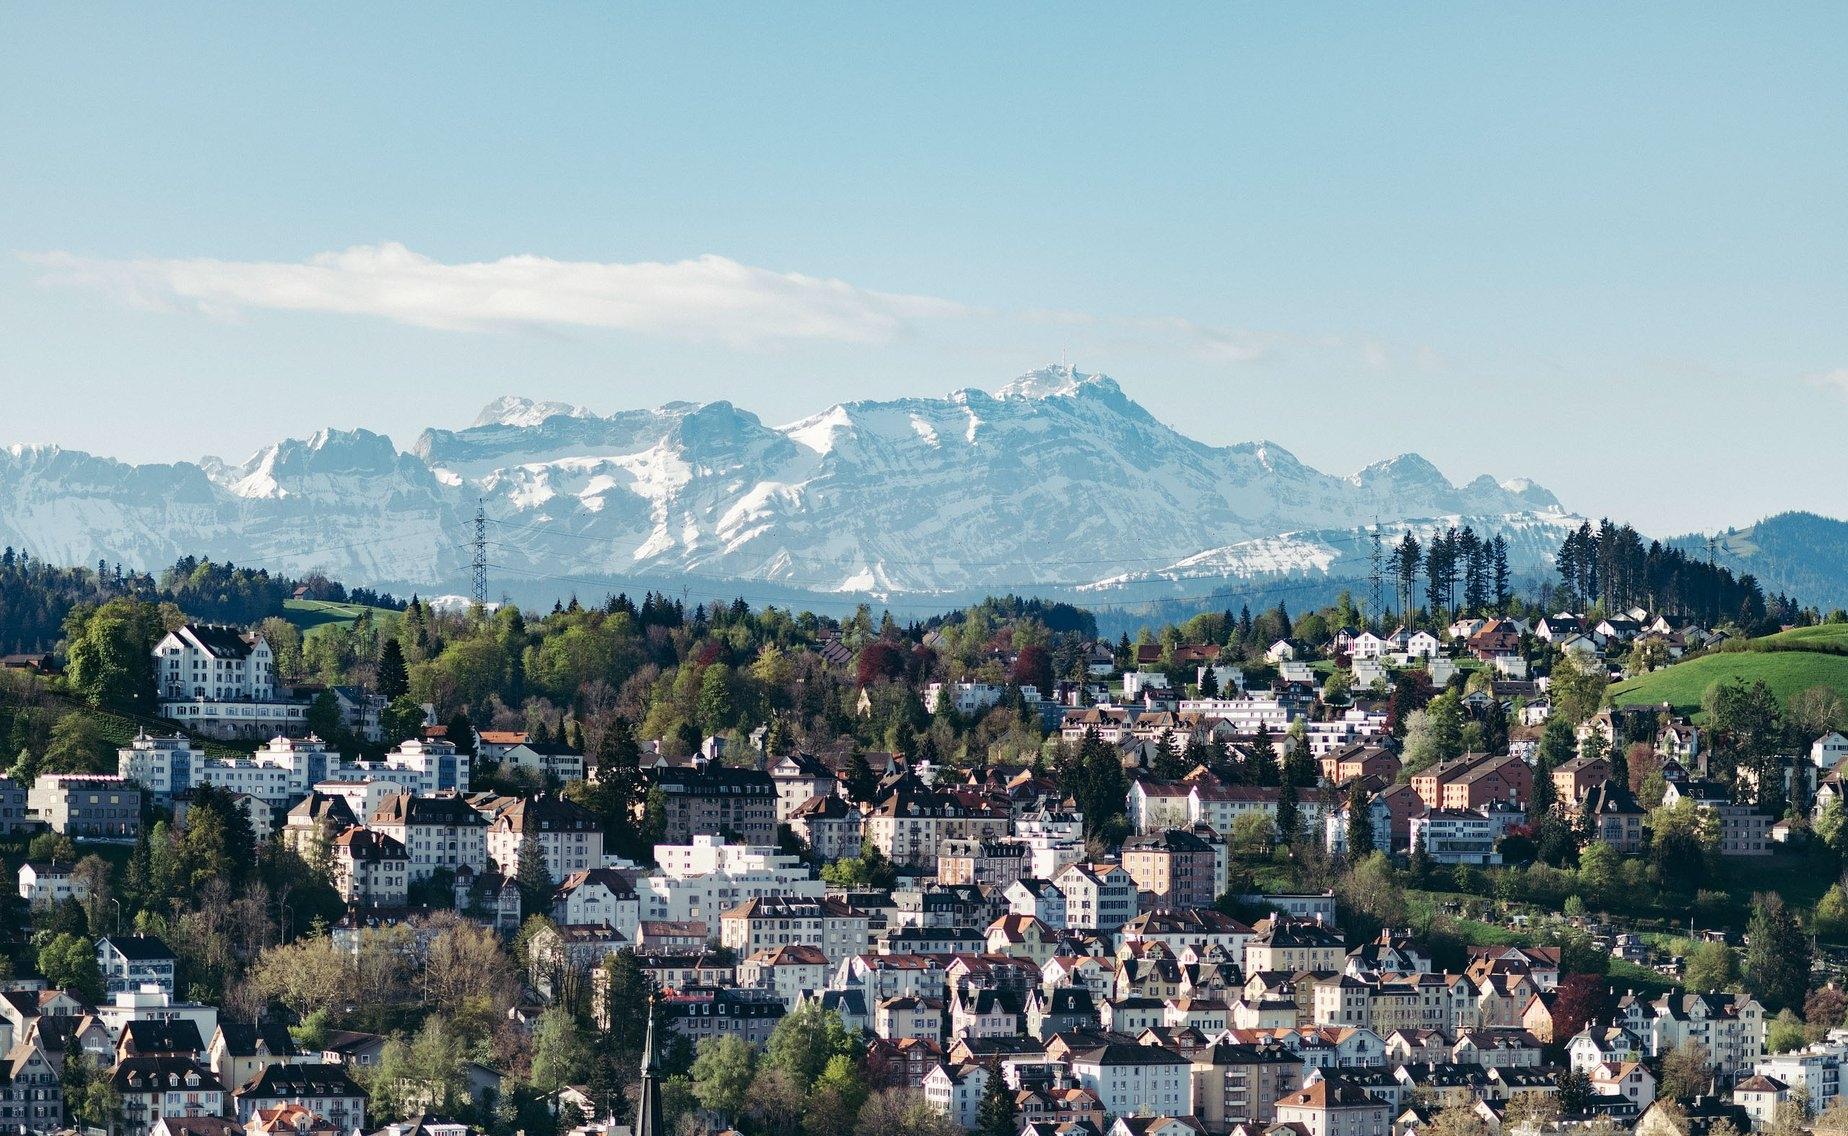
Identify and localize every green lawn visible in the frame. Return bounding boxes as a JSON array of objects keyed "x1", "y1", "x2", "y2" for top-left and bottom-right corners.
[
  {"x1": 1756, "y1": 623, "x2": 1848, "y2": 650},
  {"x1": 283, "y1": 598, "x2": 402, "y2": 638},
  {"x1": 1608, "y1": 649, "x2": 1848, "y2": 717}
]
